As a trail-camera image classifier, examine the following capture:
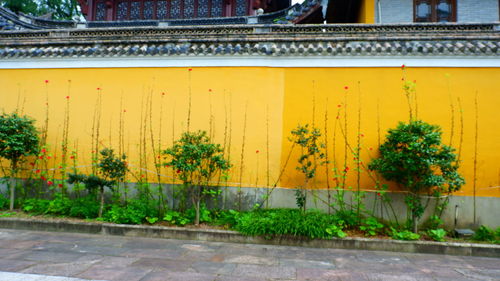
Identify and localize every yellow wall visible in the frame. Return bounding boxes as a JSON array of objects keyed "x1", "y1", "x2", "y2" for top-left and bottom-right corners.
[
  {"x1": 358, "y1": 0, "x2": 375, "y2": 23},
  {"x1": 1, "y1": 66, "x2": 499, "y2": 198}
]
